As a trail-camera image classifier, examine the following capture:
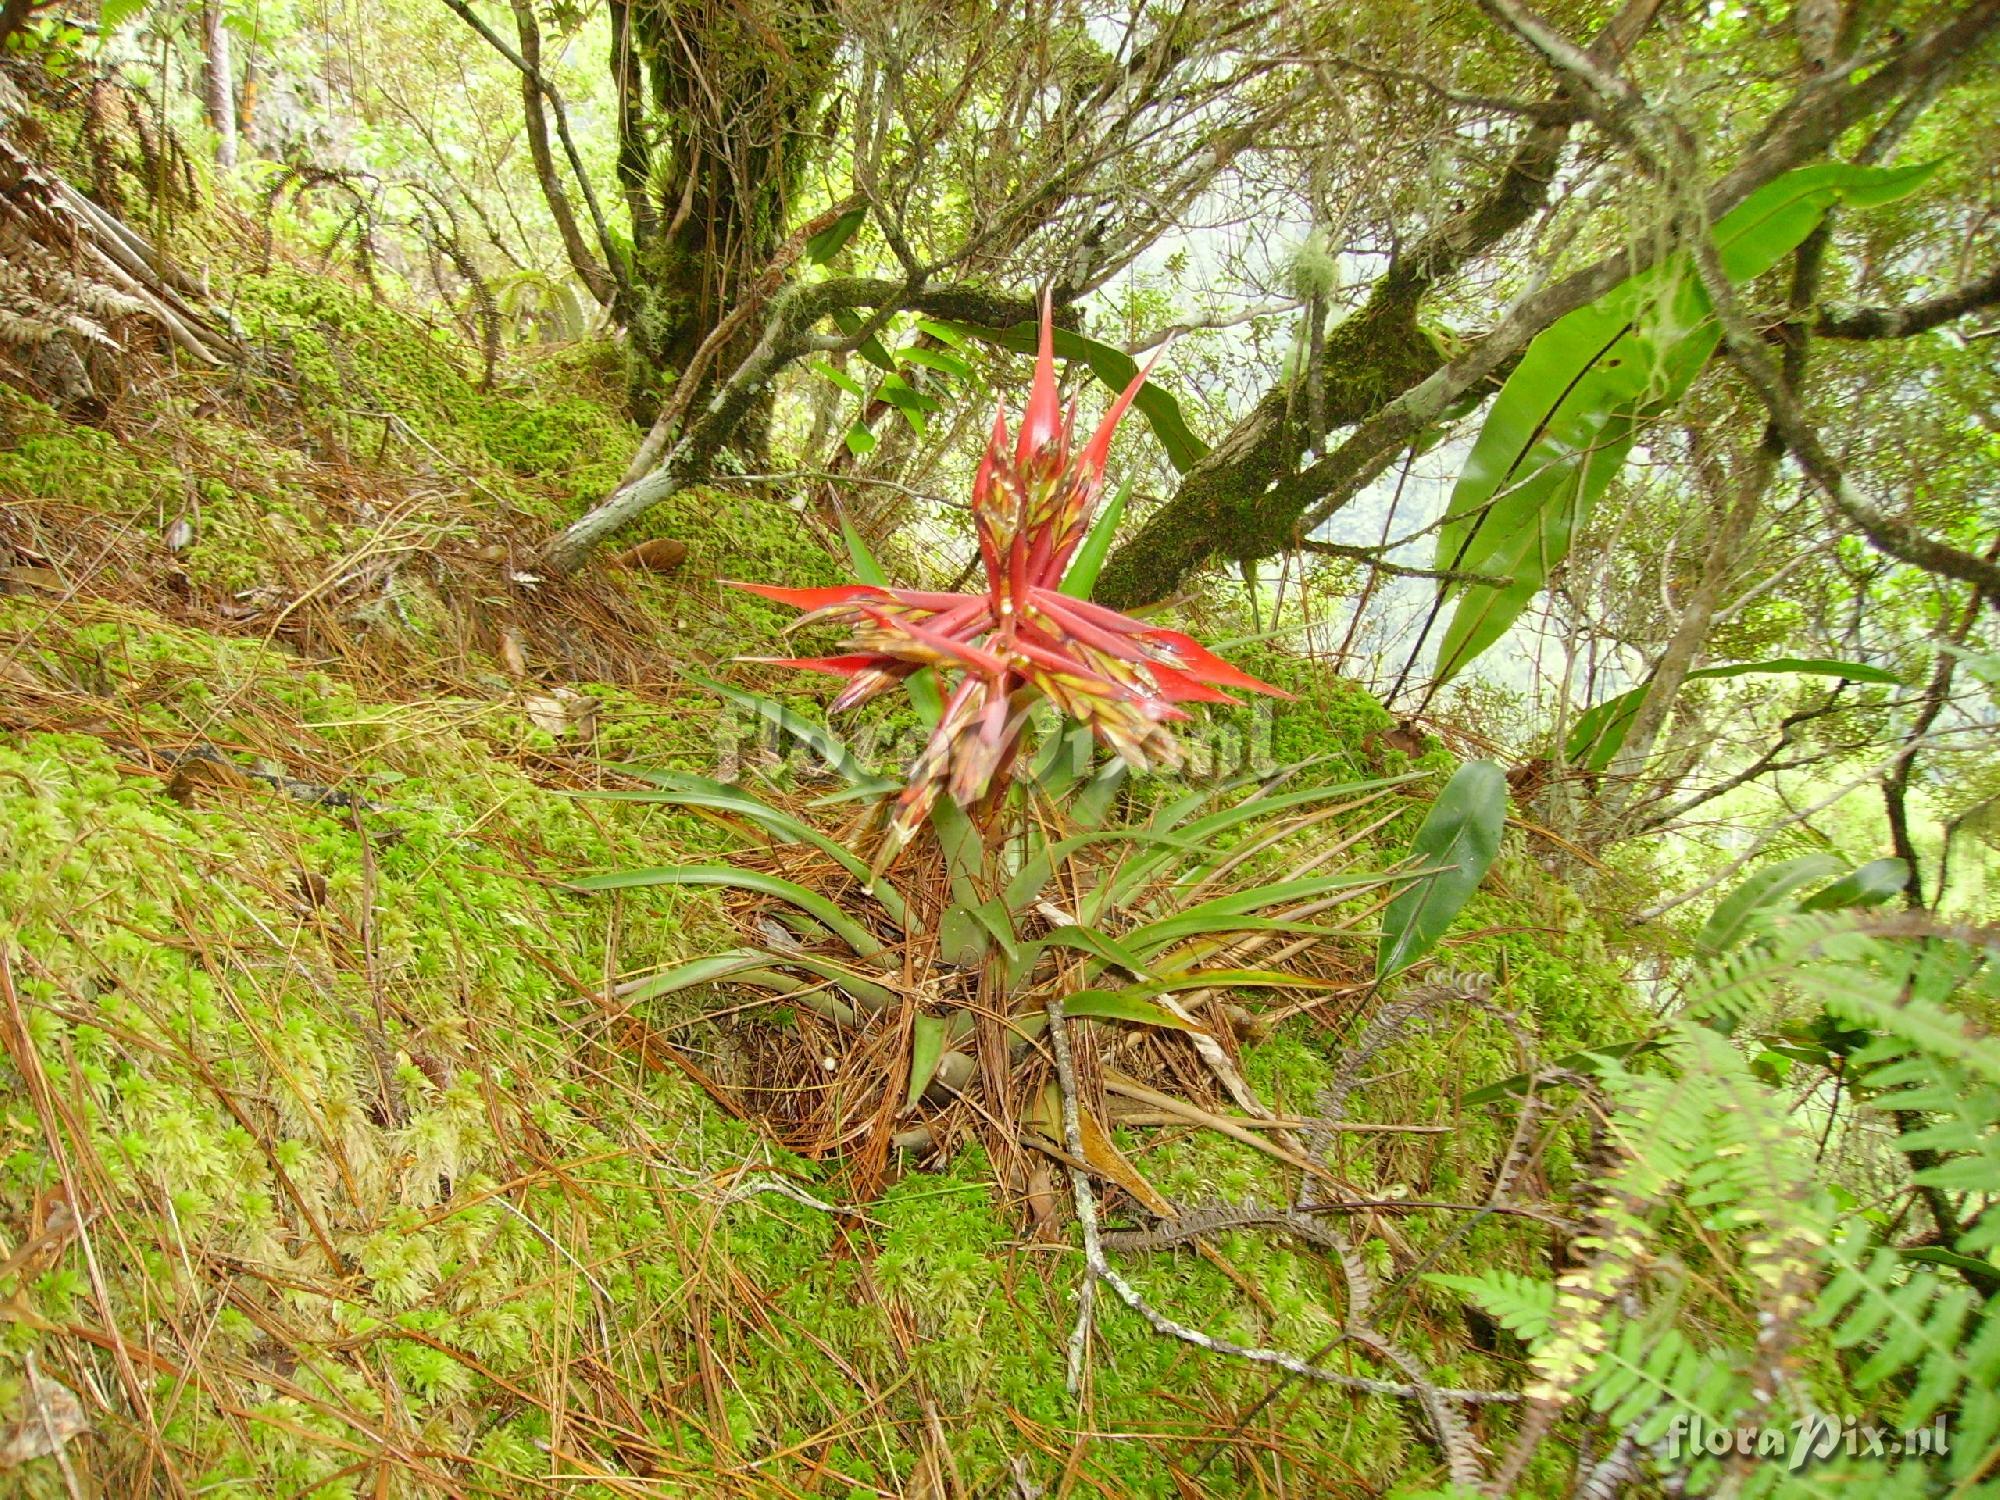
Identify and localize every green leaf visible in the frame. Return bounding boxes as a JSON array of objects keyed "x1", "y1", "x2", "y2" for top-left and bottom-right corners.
[
  {"x1": 913, "y1": 317, "x2": 970, "y2": 350},
  {"x1": 1694, "y1": 854, "x2": 1849, "y2": 957},
  {"x1": 905, "y1": 1015, "x2": 947, "y2": 1110},
  {"x1": 1461, "y1": 1038, "x2": 1668, "y2": 1105},
  {"x1": 942, "y1": 320, "x2": 1210, "y2": 473},
  {"x1": 896, "y1": 345, "x2": 971, "y2": 380},
  {"x1": 829, "y1": 307, "x2": 898, "y2": 372},
  {"x1": 1060, "y1": 475, "x2": 1132, "y2": 600},
  {"x1": 1432, "y1": 163, "x2": 1937, "y2": 683},
  {"x1": 684, "y1": 671, "x2": 895, "y2": 793},
  {"x1": 842, "y1": 422, "x2": 878, "y2": 457},
  {"x1": 100, "y1": 0, "x2": 150, "y2": 28},
  {"x1": 1567, "y1": 658, "x2": 1901, "y2": 771},
  {"x1": 1059, "y1": 991, "x2": 1202, "y2": 1030},
  {"x1": 1799, "y1": 857, "x2": 1910, "y2": 913},
  {"x1": 809, "y1": 359, "x2": 866, "y2": 400},
  {"x1": 579, "y1": 772, "x2": 911, "y2": 929},
  {"x1": 1377, "y1": 761, "x2": 1507, "y2": 978},
  {"x1": 838, "y1": 513, "x2": 887, "y2": 586},
  {"x1": 567, "y1": 866, "x2": 884, "y2": 957},
  {"x1": 804, "y1": 206, "x2": 866, "y2": 265}
]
